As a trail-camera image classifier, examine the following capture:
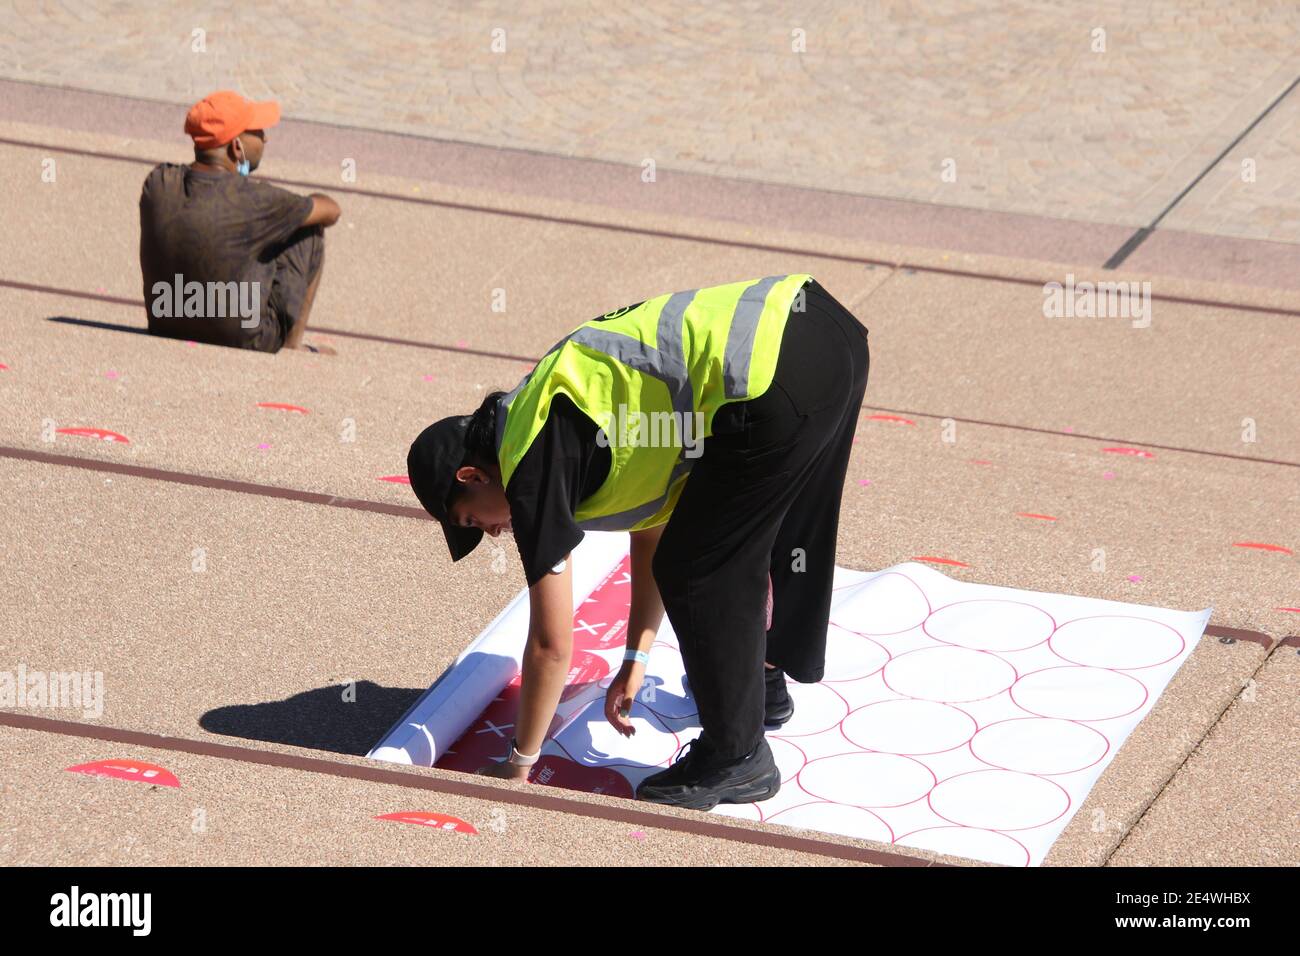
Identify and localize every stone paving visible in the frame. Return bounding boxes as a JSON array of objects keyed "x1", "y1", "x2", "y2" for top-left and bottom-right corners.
[{"x1": 1, "y1": 0, "x2": 1297, "y2": 242}]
